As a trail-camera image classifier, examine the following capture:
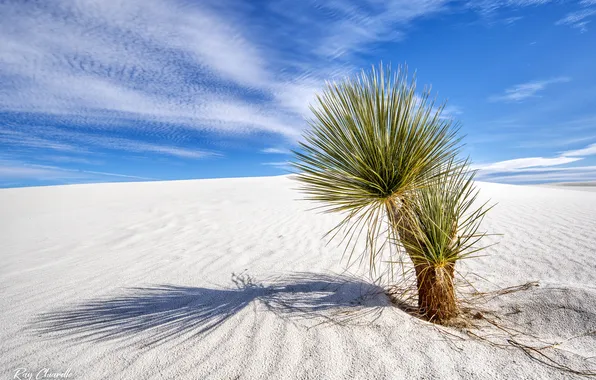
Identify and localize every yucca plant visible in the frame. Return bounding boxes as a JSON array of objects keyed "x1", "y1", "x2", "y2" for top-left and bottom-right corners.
[
  {"x1": 292, "y1": 64, "x2": 490, "y2": 324},
  {"x1": 396, "y1": 160, "x2": 491, "y2": 322}
]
